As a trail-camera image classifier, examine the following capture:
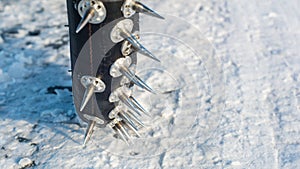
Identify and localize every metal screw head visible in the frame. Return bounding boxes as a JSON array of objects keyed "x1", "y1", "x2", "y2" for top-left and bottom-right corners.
[
  {"x1": 121, "y1": 0, "x2": 136, "y2": 18},
  {"x1": 110, "y1": 19, "x2": 134, "y2": 43},
  {"x1": 77, "y1": 0, "x2": 107, "y2": 24},
  {"x1": 80, "y1": 75, "x2": 106, "y2": 92},
  {"x1": 109, "y1": 56, "x2": 132, "y2": 78}
]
